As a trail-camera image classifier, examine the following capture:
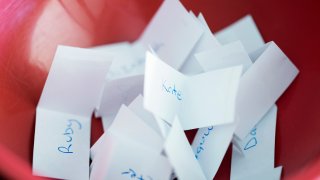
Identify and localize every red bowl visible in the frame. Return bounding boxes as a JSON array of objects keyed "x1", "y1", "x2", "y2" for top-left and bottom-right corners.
[{"x1": 0, "y1": 0, "x2": 319, "y2": 179}]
